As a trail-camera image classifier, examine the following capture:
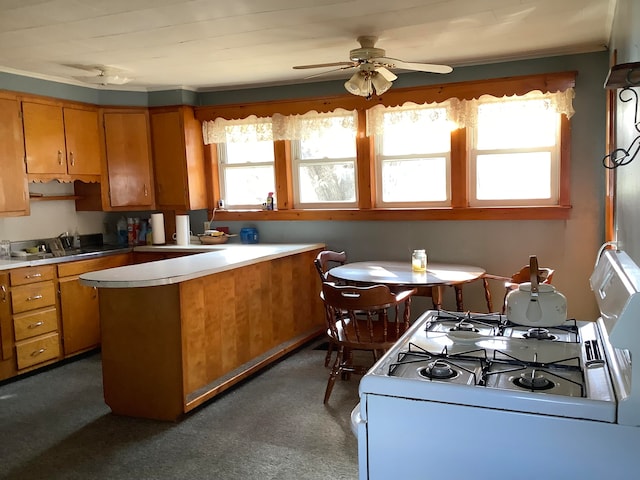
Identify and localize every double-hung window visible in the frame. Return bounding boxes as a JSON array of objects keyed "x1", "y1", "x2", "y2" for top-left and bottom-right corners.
[
  {"x1": 215, "y1": 119, "x2": 275, "y2": 209},
  {"x1": 468, "y1": 94, "x2": 562, "y2": 206},
  {"x1": 371, "y1": 103, "x2": 452, "y2": 207},
  {"x1": 290, "y1": 111, "x2": 358, "y2": 208}
]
